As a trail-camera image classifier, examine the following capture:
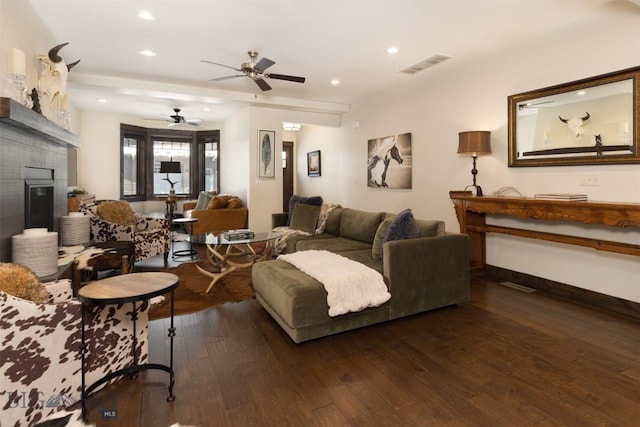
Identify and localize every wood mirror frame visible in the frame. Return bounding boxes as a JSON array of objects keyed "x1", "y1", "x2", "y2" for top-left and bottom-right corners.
[{"x1": 508, "y1": 67, "x2": 639, "y2": 167}]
